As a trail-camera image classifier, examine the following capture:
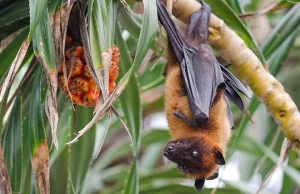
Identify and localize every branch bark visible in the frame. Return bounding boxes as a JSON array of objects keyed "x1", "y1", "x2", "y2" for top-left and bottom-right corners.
[{"x1": 171, "y1": 0, "x2": 300, "y2": 152}]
